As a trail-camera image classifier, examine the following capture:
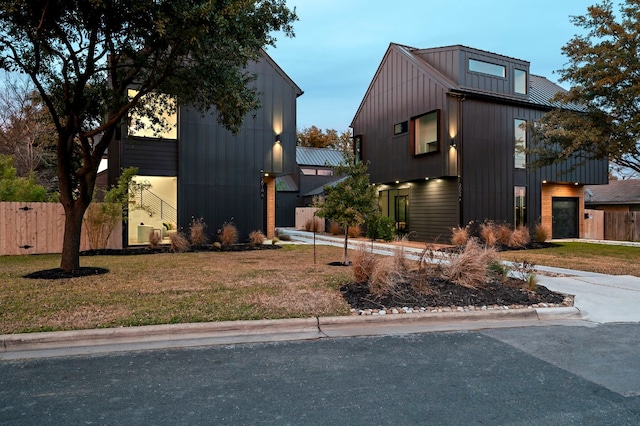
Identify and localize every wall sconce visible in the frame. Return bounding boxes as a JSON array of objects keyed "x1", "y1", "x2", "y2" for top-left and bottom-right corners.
[
  {"x1": 450, "y1": 138, "x2": 457, "y2": 148},
  {"x1": 275, "y1": 134, "x2": 281, "y2": 143},
  {"x1": 264, "y1": 135, "x2": 283, "y2": 174}
]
